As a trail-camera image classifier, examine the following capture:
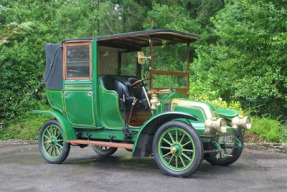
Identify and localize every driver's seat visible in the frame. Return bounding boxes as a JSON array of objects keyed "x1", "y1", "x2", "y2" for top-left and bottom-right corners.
[{"x1": 101, "y1": 76, "x2": 149, "y2": 111}]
